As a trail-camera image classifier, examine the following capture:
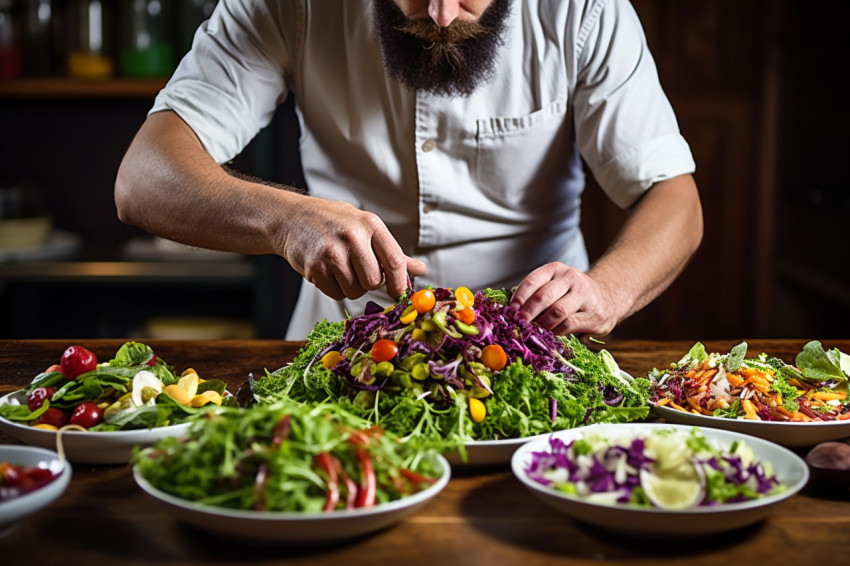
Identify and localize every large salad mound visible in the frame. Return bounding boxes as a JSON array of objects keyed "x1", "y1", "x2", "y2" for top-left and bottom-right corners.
[{"x1": 254, "y1": 287, "x2": 650, "y2": 452}]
